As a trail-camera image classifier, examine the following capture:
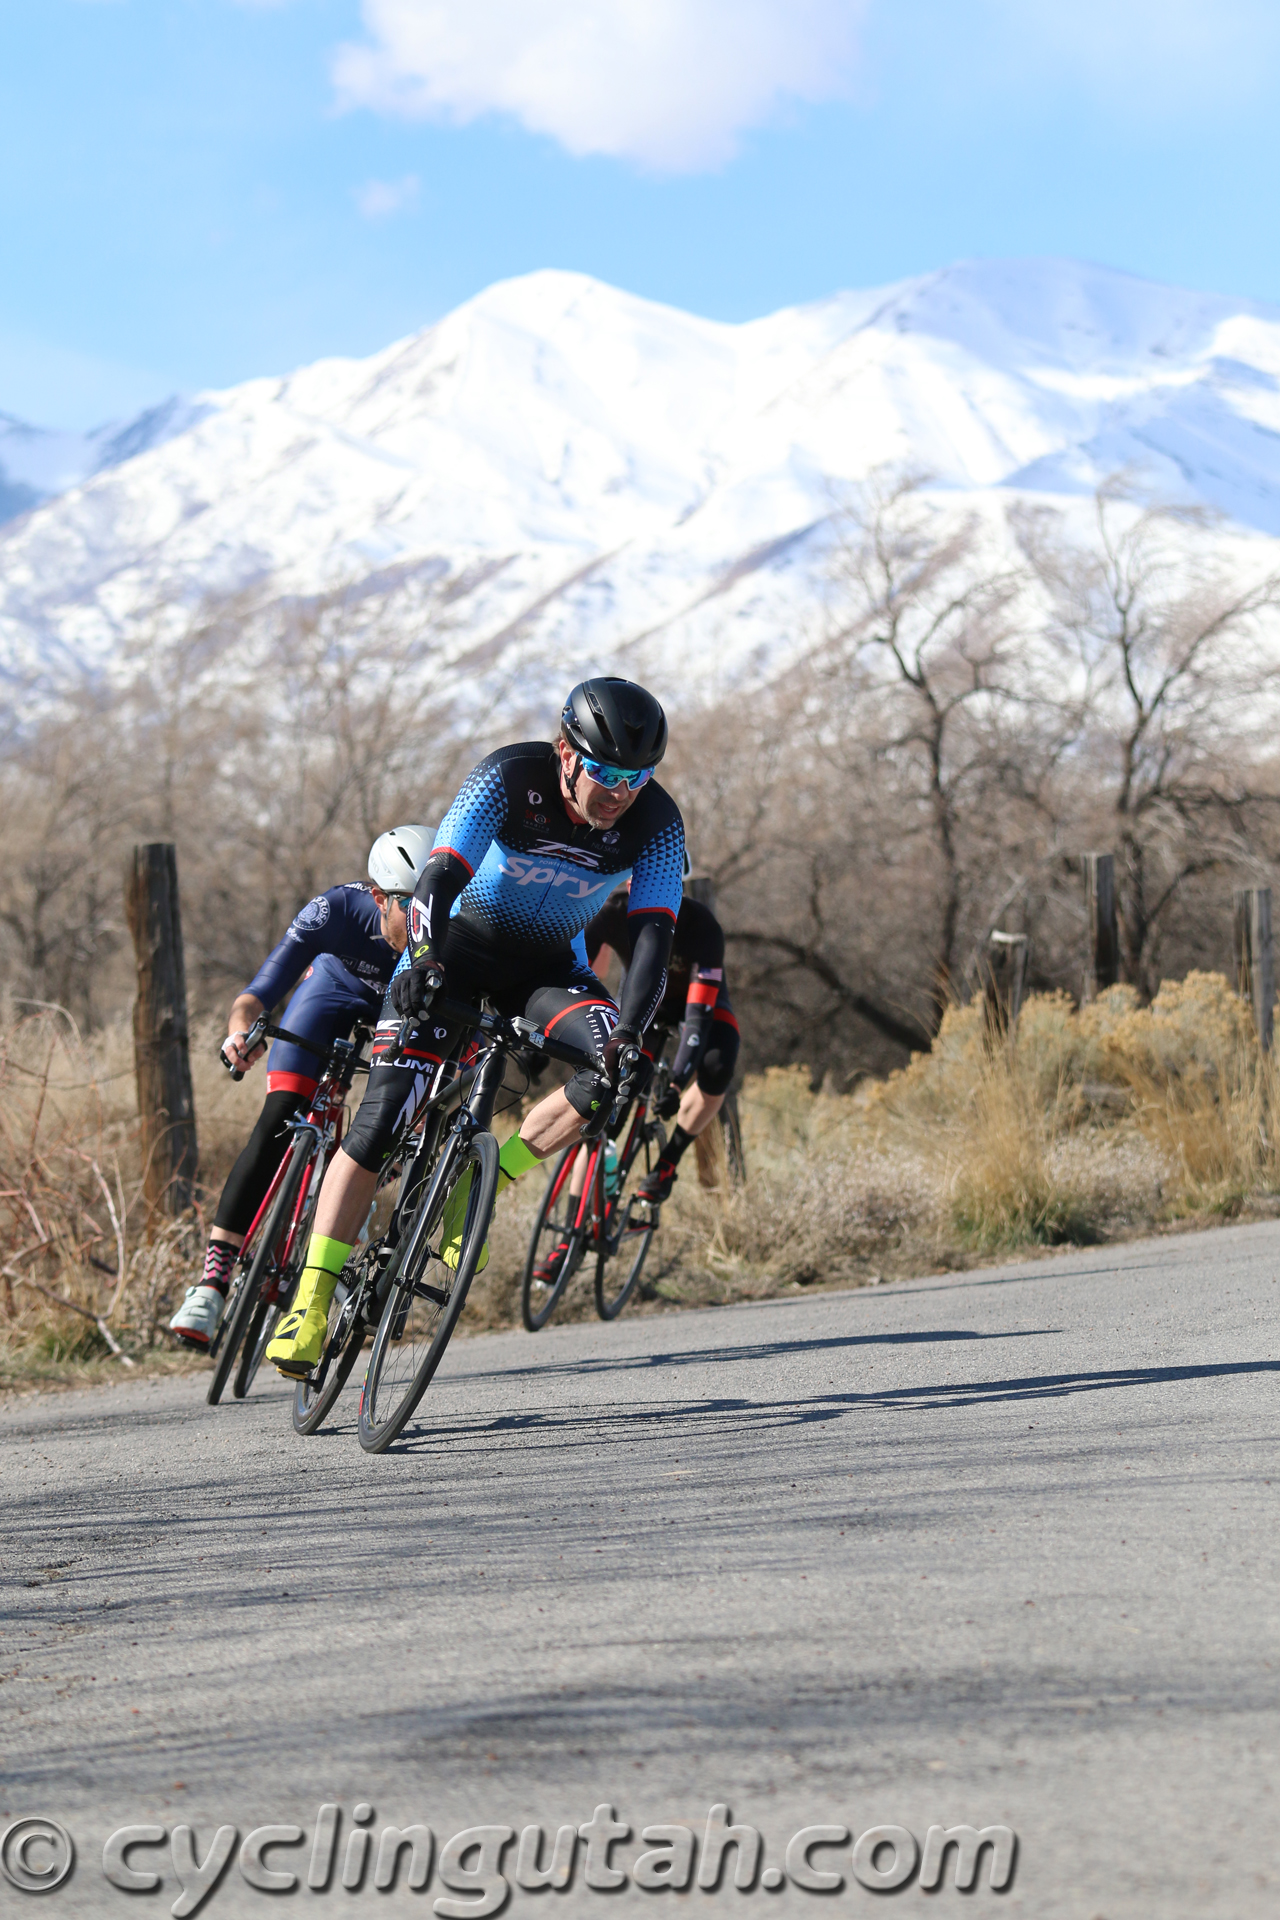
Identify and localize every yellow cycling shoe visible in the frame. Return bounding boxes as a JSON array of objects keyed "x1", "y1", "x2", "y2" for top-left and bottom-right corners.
[
  {"x1": 266, "y1": 1268, "x2": 339, "y2": 1376},
  {"x1": 439, "y1": 1168, "x2": 488, "y2": 1273}
]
